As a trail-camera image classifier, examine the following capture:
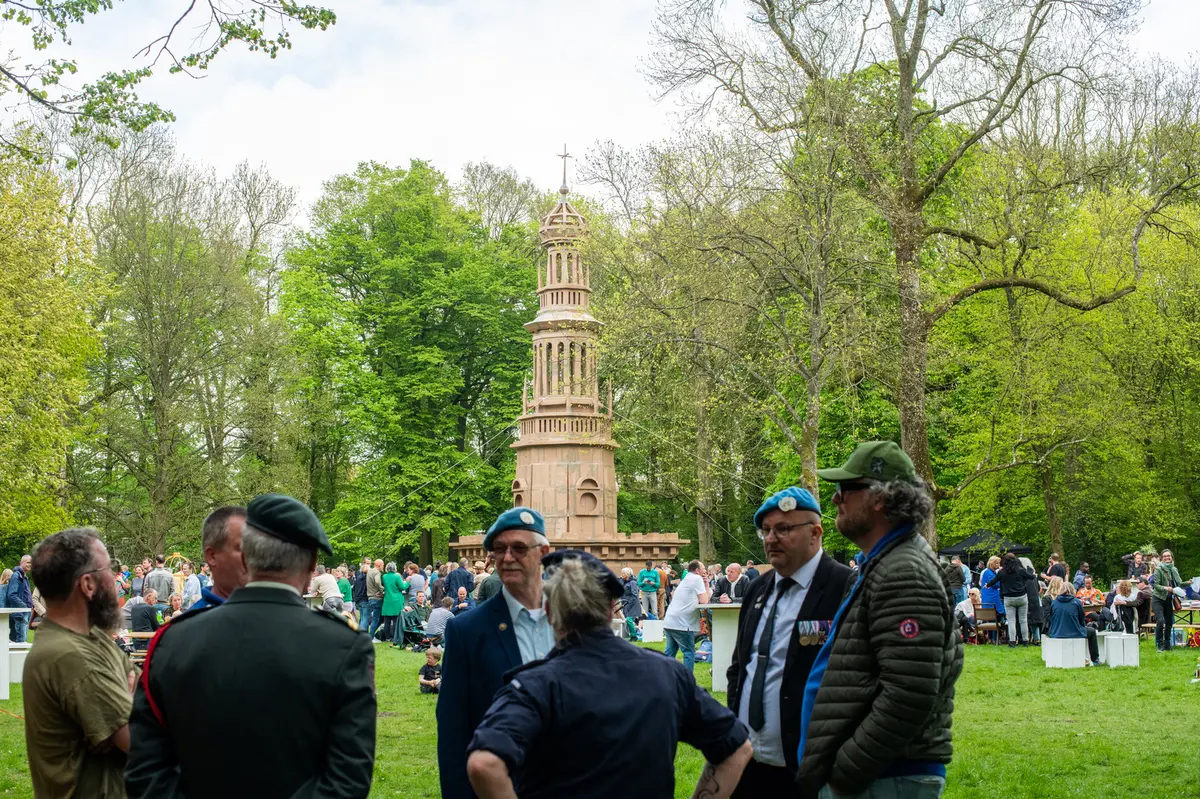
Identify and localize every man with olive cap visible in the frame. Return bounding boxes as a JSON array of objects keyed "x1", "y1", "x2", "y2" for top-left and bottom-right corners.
[
  {"x1": 437, "y1": 506, "x2": 554, "y2": 799},
  {"x1": 726, "y1": 486, "x2": 851, "y2": 796},
  {"x1": 797, "y1": 442, "x2": 962, "y2": 799},
  {"x1": 126, "y1": 493, "x2": 377, "y2": 798}
]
